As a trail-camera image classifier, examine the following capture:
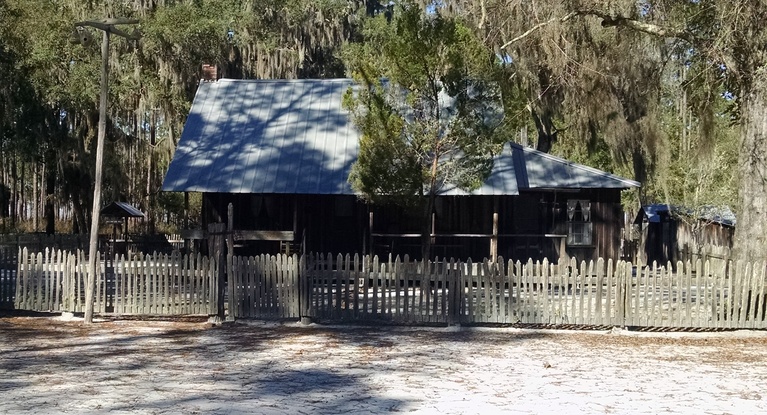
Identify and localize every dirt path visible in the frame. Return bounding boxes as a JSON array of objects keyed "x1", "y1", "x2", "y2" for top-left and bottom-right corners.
[{"x1": 1, "y1": 316, "x2": 766, "y2": 414}]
